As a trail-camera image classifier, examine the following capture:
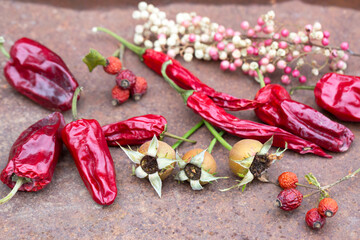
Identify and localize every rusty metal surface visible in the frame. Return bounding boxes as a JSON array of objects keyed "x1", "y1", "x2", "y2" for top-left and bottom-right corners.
[{"x1": 0, "y1": 1, "x2": 360, "y2": 239}]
